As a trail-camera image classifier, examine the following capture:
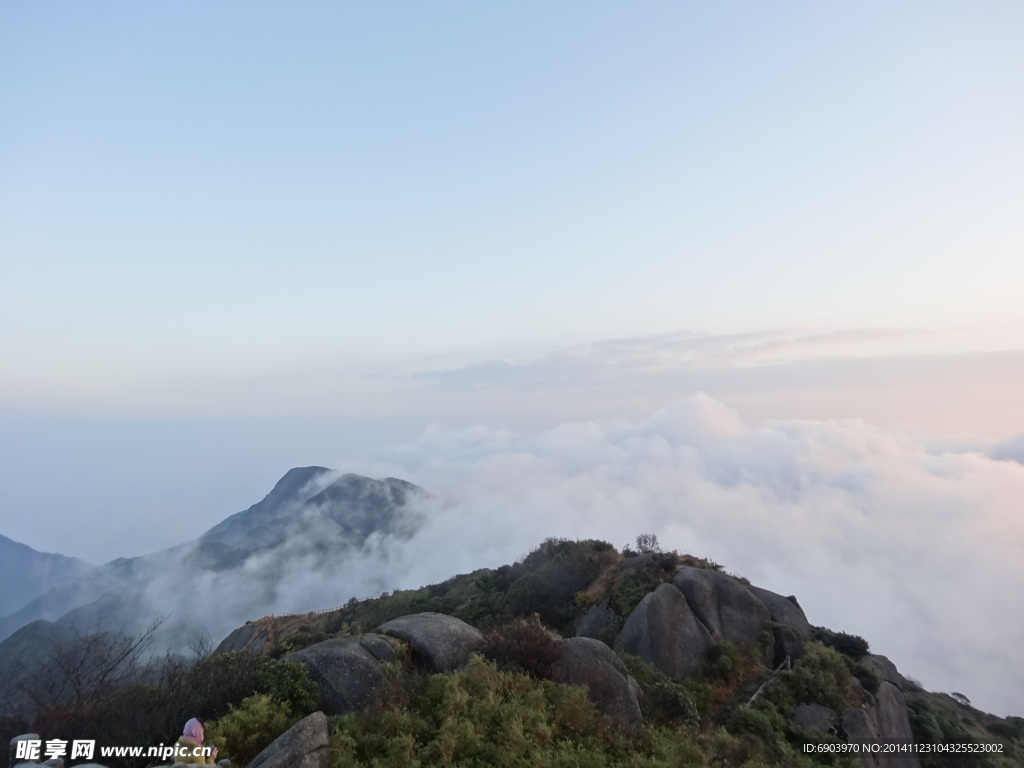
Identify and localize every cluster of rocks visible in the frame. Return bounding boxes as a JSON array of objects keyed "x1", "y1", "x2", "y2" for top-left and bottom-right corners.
[
  {"x1": 578, "y1": 565, "x2": 813, "y2": 677},
  {"x1": 576, "y1": 564, "x2": 920, "y2": 767},
  {"x1": 284, "y1": 611, "x2": 644, "y2": 729},
  {"x1": 276, "y1": 568, "x2": 920, "y2": 767}
]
